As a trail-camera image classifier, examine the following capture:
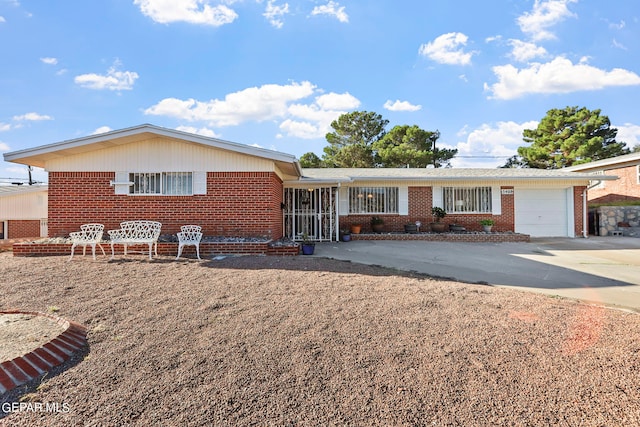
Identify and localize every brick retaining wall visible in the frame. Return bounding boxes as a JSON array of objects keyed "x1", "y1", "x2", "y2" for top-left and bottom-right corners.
[
  {"x1": 12, "y1": 241, "x2": 300, "y2": 257},
  {"x1": 350, "y1": 232, "x2": 530, "y2": 243}
]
